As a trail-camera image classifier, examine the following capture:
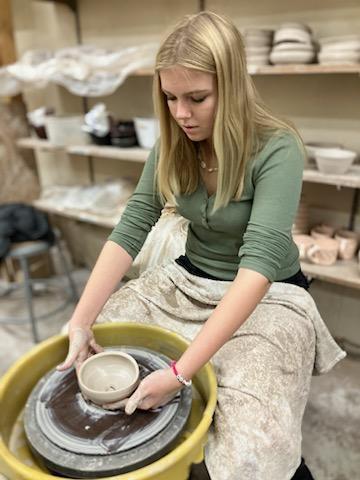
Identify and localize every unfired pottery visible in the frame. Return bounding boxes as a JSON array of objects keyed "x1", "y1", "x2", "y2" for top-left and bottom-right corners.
[
  {"x1": 78, "y1": 351, "x2": 140, "y2": 405},
  {"x1": 310, "y1": 224, "x2": 335, "y2": 240},
  {"x1": 334, "y1": 230, "x2": 359, "y2": 260},
  {"x1": 307, "y1": 238, "x2": 339, "y2": 266},
  {"x1": 293, "y1": 234, "x2": 314, "y2": 260}
]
